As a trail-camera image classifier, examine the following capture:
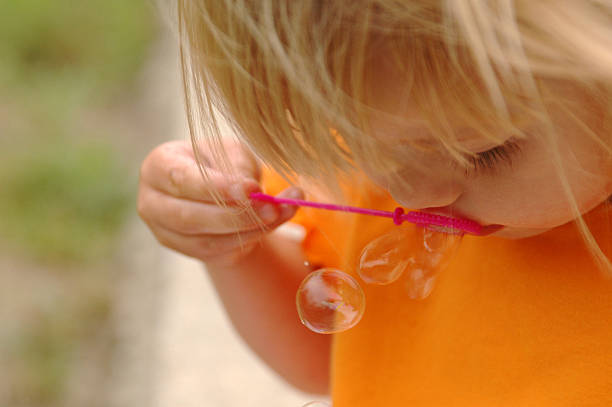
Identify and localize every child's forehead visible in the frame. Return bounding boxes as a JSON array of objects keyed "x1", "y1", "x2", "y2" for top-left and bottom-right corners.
[{"x1": 364, "y1": 80, "x2": 500, "y2": 152}]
